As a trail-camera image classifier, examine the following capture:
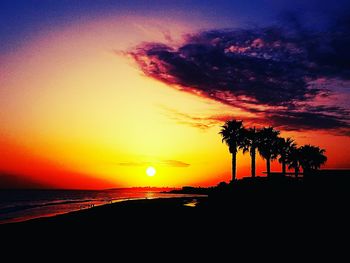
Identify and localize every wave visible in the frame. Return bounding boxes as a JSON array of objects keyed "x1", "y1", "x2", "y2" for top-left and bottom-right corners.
[{"x1": 0, "y1": 199, "x2": 96, "y2": 215}]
